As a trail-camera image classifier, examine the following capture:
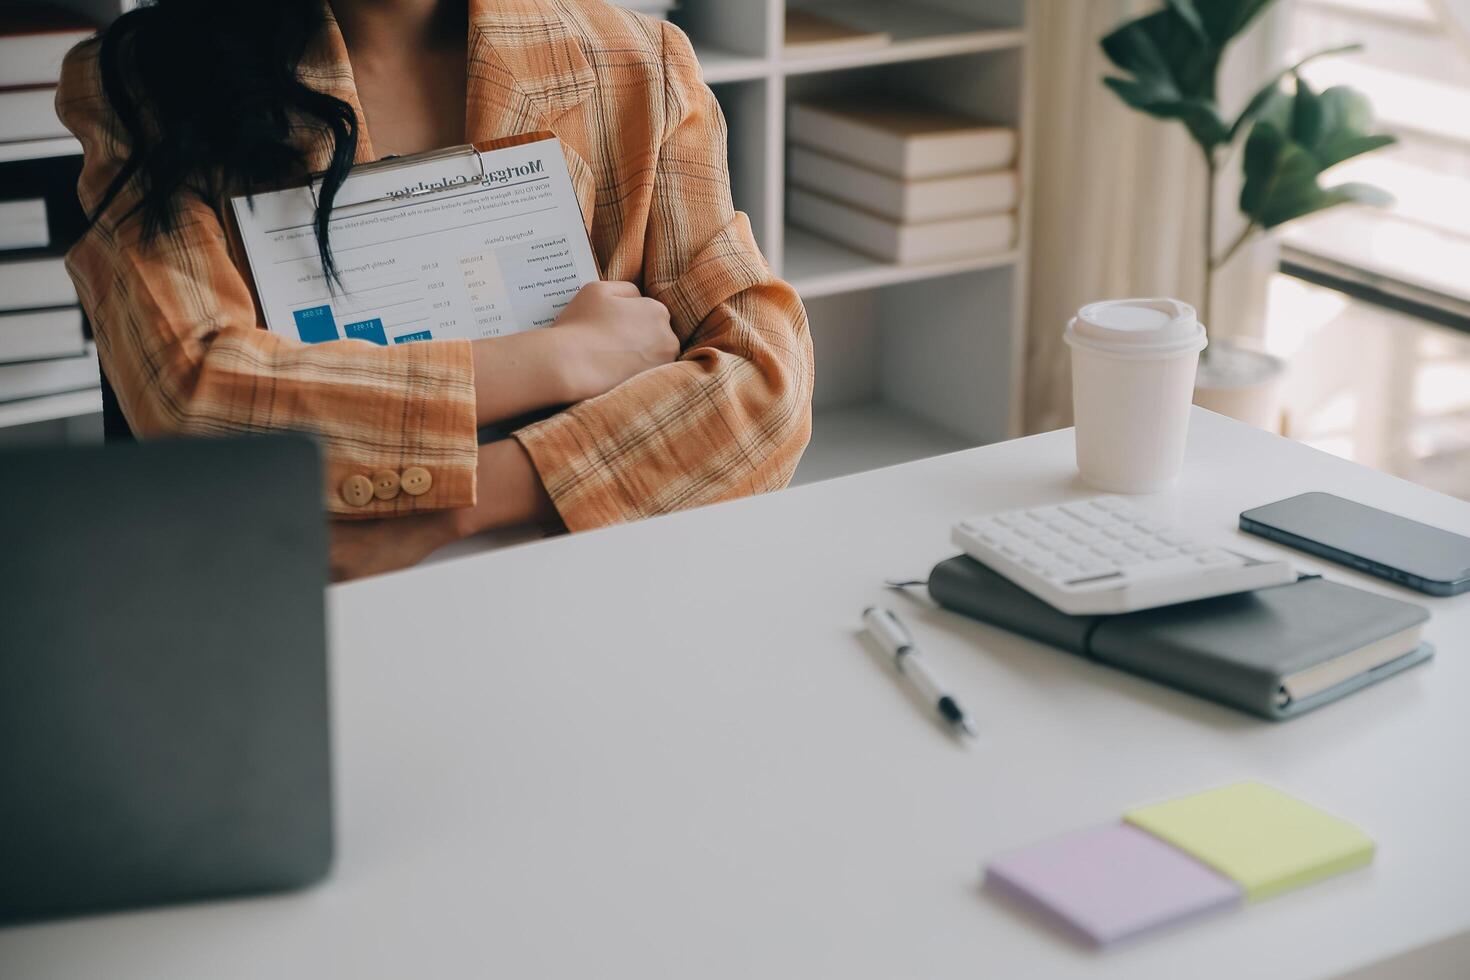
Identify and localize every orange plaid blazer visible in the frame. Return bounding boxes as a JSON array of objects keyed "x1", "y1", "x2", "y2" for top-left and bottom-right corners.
[{"x1": 58, "y1": 0, "x2": 813, "y2": 528}]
